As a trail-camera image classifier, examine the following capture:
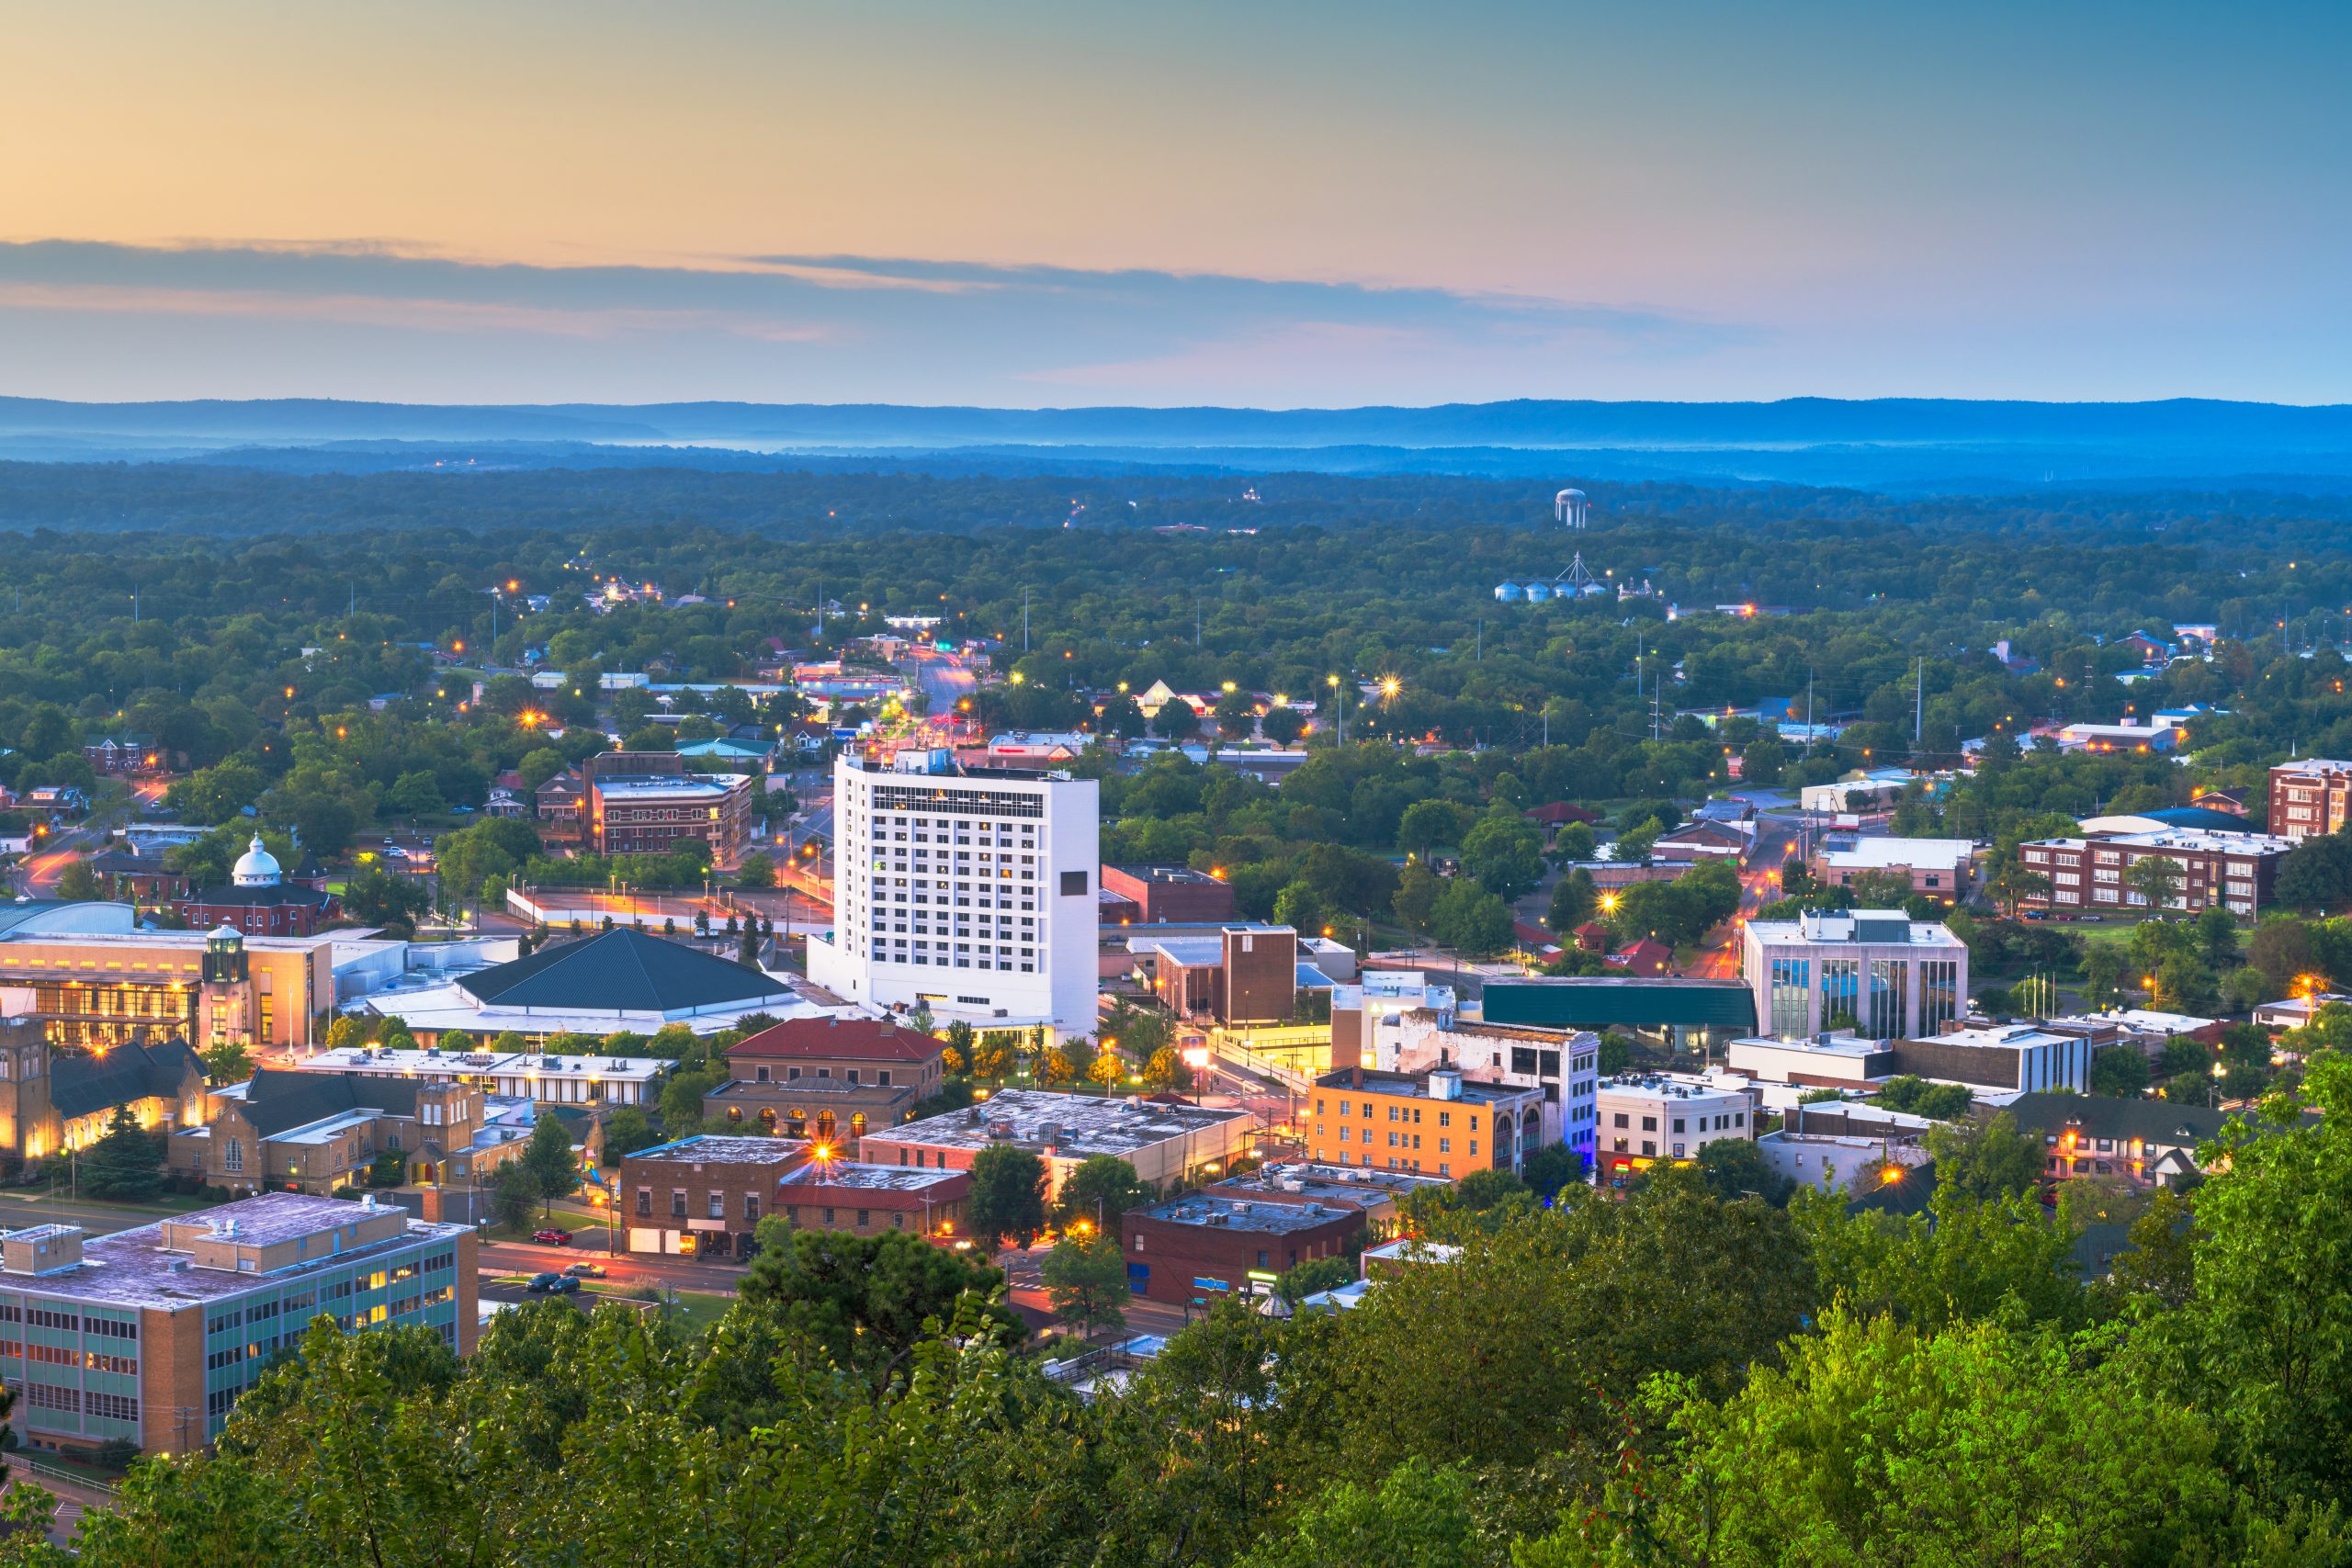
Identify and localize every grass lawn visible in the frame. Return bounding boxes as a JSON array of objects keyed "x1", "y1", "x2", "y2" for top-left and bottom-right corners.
[
  {"x1": 7, "y1": 1190, "x2": 224, "y2": 1218},
  {"x1": 583, "y1": 1284, "x2": 733, "y2": 1335}
]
